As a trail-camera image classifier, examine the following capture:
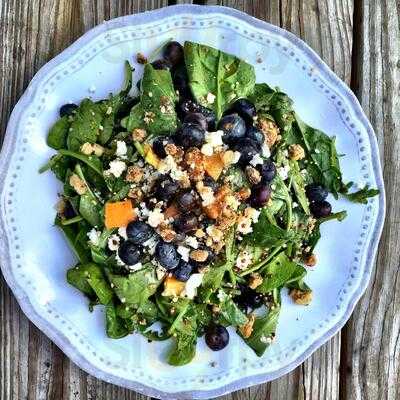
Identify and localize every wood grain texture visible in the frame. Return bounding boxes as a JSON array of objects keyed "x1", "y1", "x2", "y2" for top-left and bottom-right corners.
[
  {"x1": 340, "y1": 1, "x2": 400, "y2": 399},
  {"x1": 0, "y1": 1, "x2": 396, "y2": 400}
]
